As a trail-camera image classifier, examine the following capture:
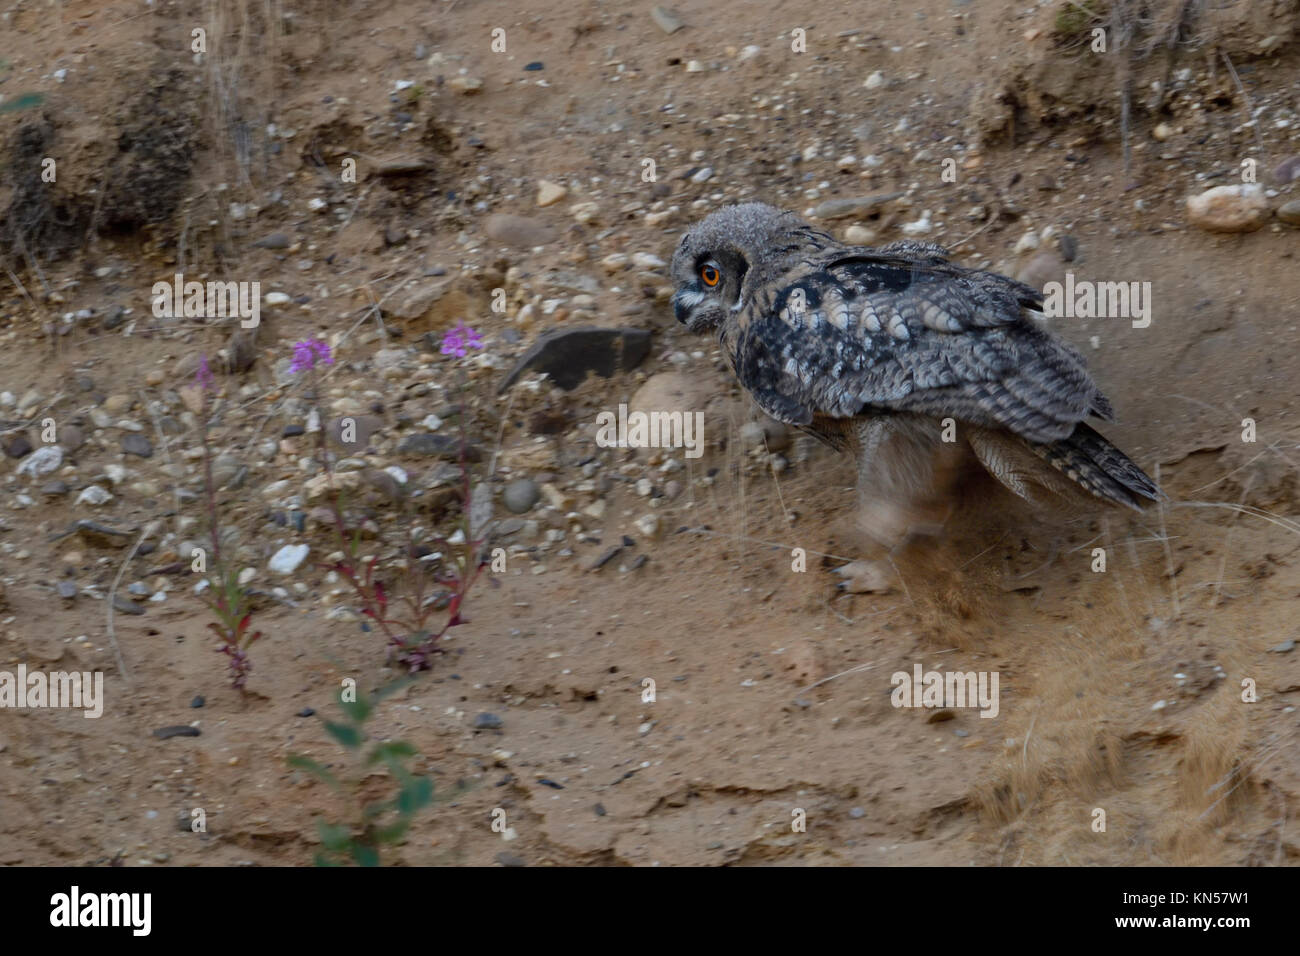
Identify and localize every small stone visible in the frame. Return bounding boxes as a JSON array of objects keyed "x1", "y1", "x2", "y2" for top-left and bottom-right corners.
[
  {"x1": 112, "y1": 593, "x2": 144, "y2": 615},
  {"x1": 1151, "y1": 122, "x2": 1173, "y2": 142},
  {"x1": 1276, "y1": 200, "x2": 1300, "y2": 226},
  {"x1": 864, "y1": 70, "x2": 885, "y2": 89},
  {"x1": 495, "y1": 852, "x2": 527, "y2": 867},
  {"x1": 190, "y1": 696, "x2": 205, "y2": 708},
  {"x1": 297, "y1": 707, "x2": 316, "y2": 718},
  {"x1": 152, "y1": 725, "x2": 201, "y2": 740},
  {"x1": 252, "y1": 232, "x2": 291, "y2": 249},
  {"x1": 3, "y1": 434, "x2": 32, "y2": 459},
  {"x1": 1269, "y1": 639, "x2": 1295, "y2": 653},
  {"x1": 843, "y1": 225, "x2": 876, "y2": 244},
  {"x1": 70, "y1": 520, "x2": 134, "y2": 548},
  {"x1": 268, "y1": 544, "x2": 309, "y2": 574},
  {"x1": 1186, "y1": 184, "x2": 1269, "y2": 233},
  {"x1": 536, "y1": 180, "x2": 568, "y2": 207},
  {"x1": 121, "y1": 433, "x2": 154, "y2": 458},
  {"x1": 16, "y1": 444, "x2": 62, "y2": 476},
  {"x1": 473, "y1": 712, "x2": 504, "y2": 730},
  {"x1": 41, "y1": 480, "x2": 70, "y2": 497},
  {"x1": 809, "y1": 192, "x2": 904, "y2": 220},
  {"x1": 503, "y1": 479, "x2": 540, "y2": 514},
  {"x1": 397, "y1": 433, "x2": 481, "y2": 461},
  {"x1": 1273, "y1": 156, "x2": 1300, "y2": 185},
  {"x1": 76, "y1": 485, "x2": 113, "y2": 506},
  {"x1": 570, "y1": 201, "x2": 601, "y2": 224},
  {"x1": 483, "y1": 213, "x2": 557, "y2": 248},
  {"x1": 650, "y1": 5, "x2": 684, "y2": 33},
  {"x1": 449, "y1": 75, "x2": 483, "y2": 94},
  {"x1": 634, "y1": 514, "x2": 661, "y2": 539},
  {"x1": 56, "y1": 580, "x2": 78, "y2": 600}
]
